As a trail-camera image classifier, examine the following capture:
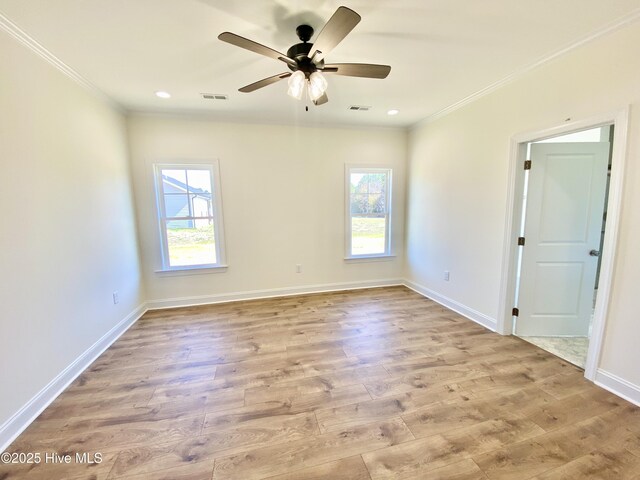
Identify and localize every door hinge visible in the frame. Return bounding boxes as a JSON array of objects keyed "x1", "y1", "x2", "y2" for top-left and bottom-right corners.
[
  {"x1": 512, "y1": 307, "x2": 519, "y2": 316},
  {"x1": 518, "y1": 237, "x2": 525, "y2": 246},
  {"x1": 524, "y1": 160, "x2": 532, "y2": 170}
]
